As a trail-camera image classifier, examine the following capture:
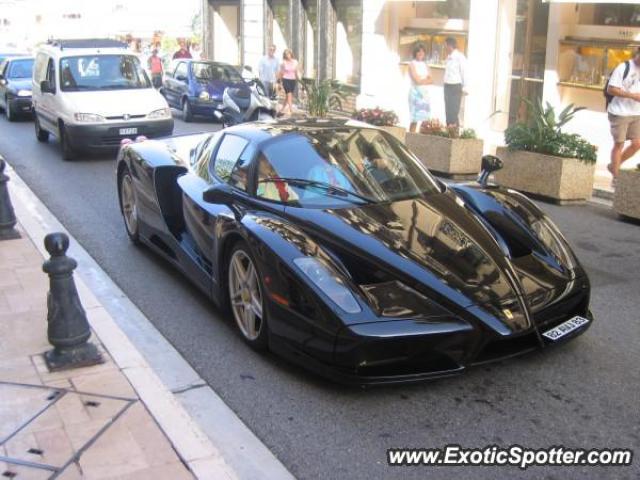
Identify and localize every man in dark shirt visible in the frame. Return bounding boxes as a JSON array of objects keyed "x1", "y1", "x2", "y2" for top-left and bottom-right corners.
[{"x1": 173, "y1": 40, "x2": 192, "y2": 60}]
